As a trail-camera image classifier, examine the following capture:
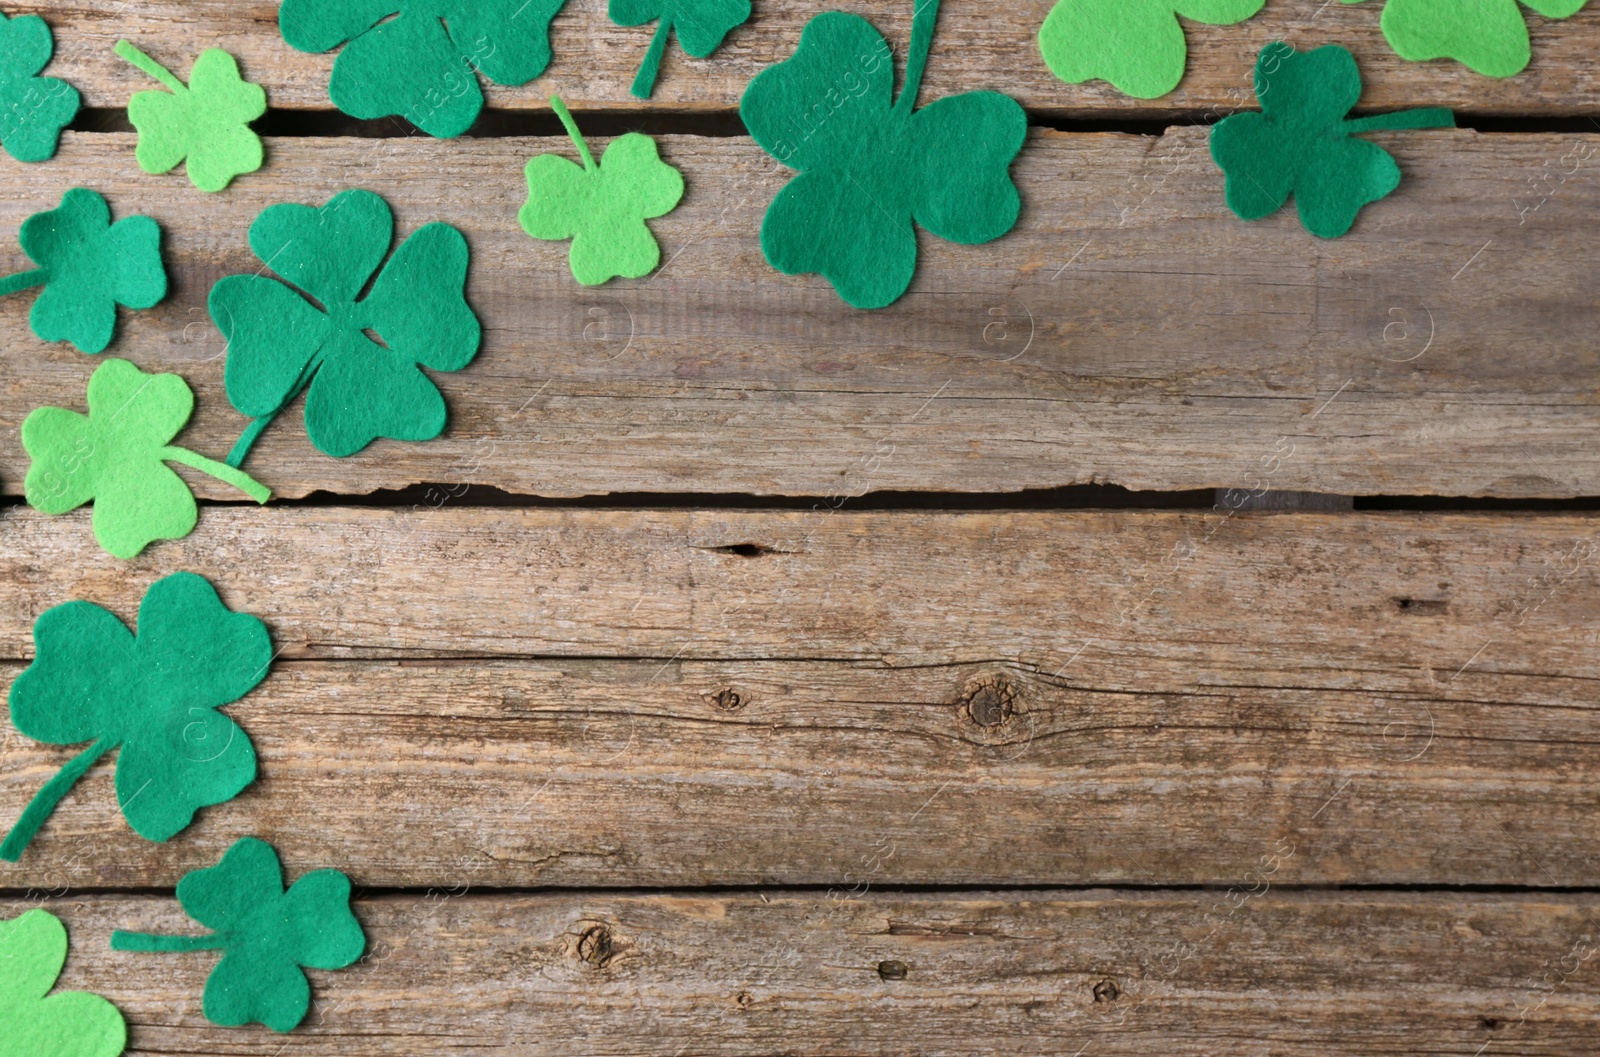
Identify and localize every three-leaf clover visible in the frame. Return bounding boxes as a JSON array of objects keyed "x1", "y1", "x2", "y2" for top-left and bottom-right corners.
[
  {"x1": 611, "y1": 0, "x2": 751, "y2": 99},
  {"x1": 115, "y1": 40, "x2": 266, "y2": 192},
  {"x1": 1210, "y1": 43, "x2": 1455, "y2": 238},
  {"x1": 210, "y1": 189, "x2": 482, "y2": 464},
  {"x1": 1038, "y1": 0, "x2": 1266, "y2": 99},
  {"x1": 21, "y1": 358, "x2": 271, "y2": 560},
  {"x1": 740, "y1": 0, "x2": 1027, "y2": 309},
  {"x1": 278, "y1": 0, "x2": 570, "y2": 138},
  {"x1": 0, "y1": 188, "x2": 166, "y2": 354},
  {"x1": 520, "y1": 96, "x2": 684, "y2": 285},
  {"x1": 111, "y1": 837, "x2": 366, "y2": 1033},
  {"x1": 0, "y1": 11, "x2": 80, "y2": 163},
  {"x1": 1341, "y1": 0, "x2": 1587, "y2": 78},
  {"x1": 0, "y1": 910, "x2": 126, "y2": 1057},
  {"x1": 0, "y1": 573, "x2": 271, "y2": 862}
]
